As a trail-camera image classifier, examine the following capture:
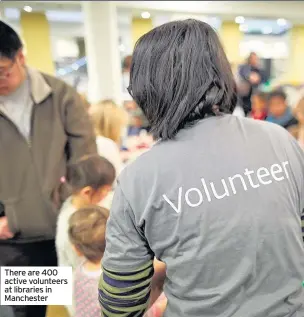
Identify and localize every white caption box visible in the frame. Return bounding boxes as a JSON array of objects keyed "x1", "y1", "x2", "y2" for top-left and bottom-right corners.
[{"x1": 0, "y1": 267, "x2": 72, "y2": 306}]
